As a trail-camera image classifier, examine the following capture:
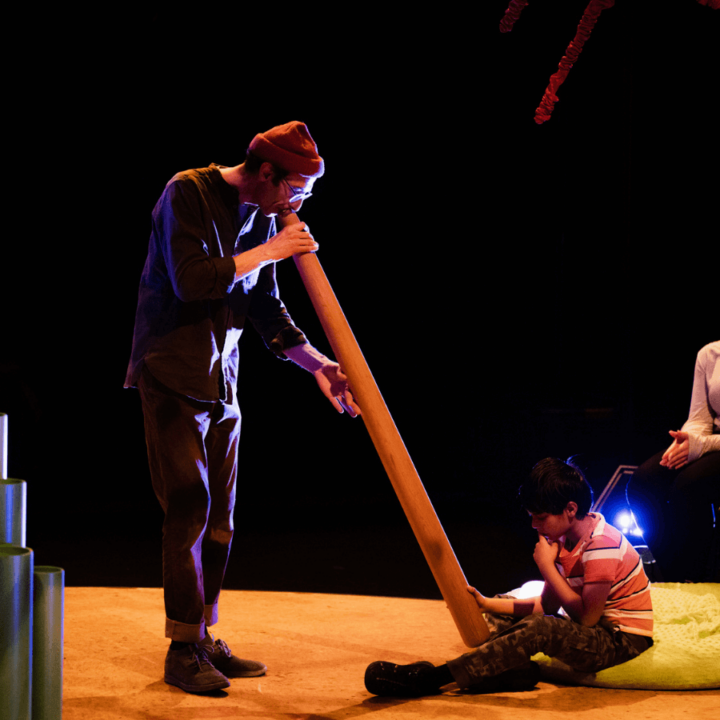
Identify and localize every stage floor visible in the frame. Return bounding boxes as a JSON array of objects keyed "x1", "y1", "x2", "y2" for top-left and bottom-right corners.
[{"x1": 63, "y1": 587, "x2": 719, "y2": 720}]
